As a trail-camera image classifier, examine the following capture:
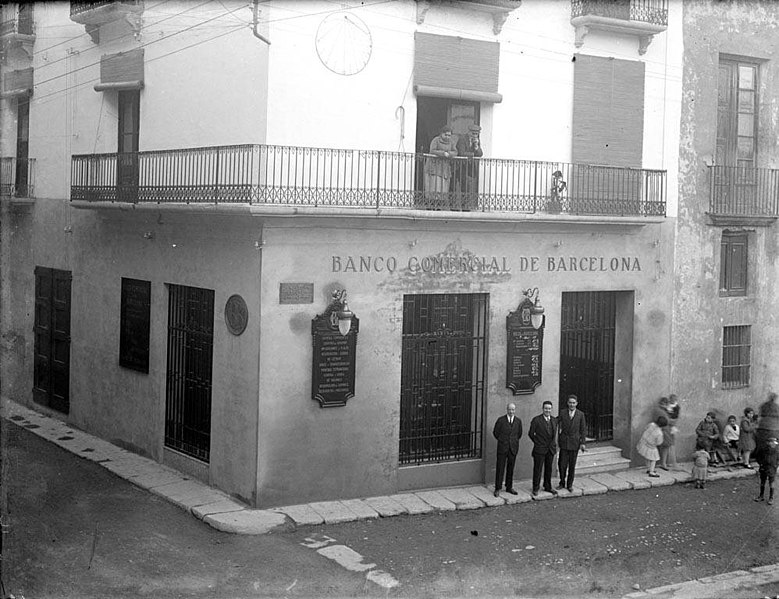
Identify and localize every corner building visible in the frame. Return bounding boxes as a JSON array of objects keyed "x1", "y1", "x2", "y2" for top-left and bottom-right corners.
[{"x1": 1, "y1": 0, "x2": 684, "y2": 507}]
